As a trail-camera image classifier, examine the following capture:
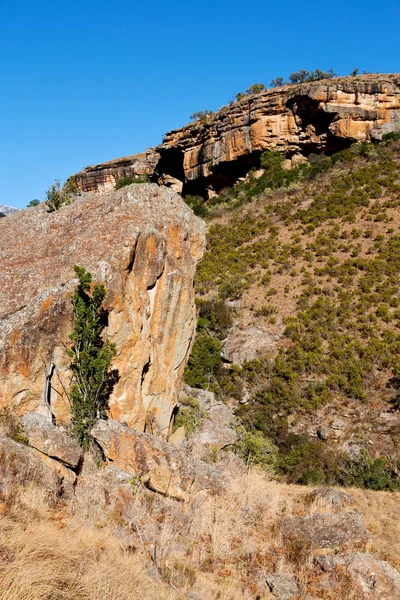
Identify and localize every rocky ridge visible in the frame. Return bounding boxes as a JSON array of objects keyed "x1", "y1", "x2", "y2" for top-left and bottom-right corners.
[{"x1": 72, "y1": 74, "x2": 400, "y2": 196}]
